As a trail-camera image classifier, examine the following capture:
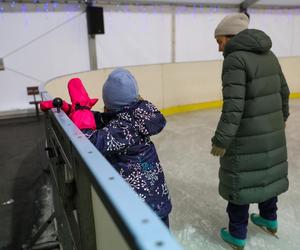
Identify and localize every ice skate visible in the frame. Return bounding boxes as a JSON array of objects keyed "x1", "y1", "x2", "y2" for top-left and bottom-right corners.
[
  {"x1": 220, "y1": 228, "x2": 246, "y2": 250},
  {"x1": 250, "y1": 213, "x2": 279, "y2": 239}
]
